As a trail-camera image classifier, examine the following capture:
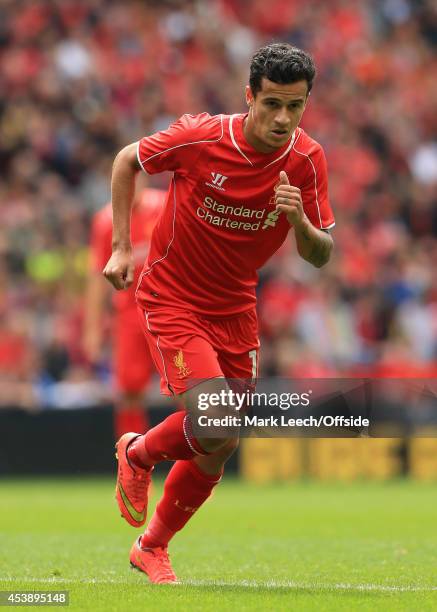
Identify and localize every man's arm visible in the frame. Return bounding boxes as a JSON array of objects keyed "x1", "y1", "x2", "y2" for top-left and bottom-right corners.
[
  {"x1": 103, "y1": 143, "x2": 141, "y2": 290},
  {"x1": 275, "y1": 171, "x2": 333, "y2": 268},
  {"x1": 293, "y1": 221, "x2": 333, "y2": 268}
]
